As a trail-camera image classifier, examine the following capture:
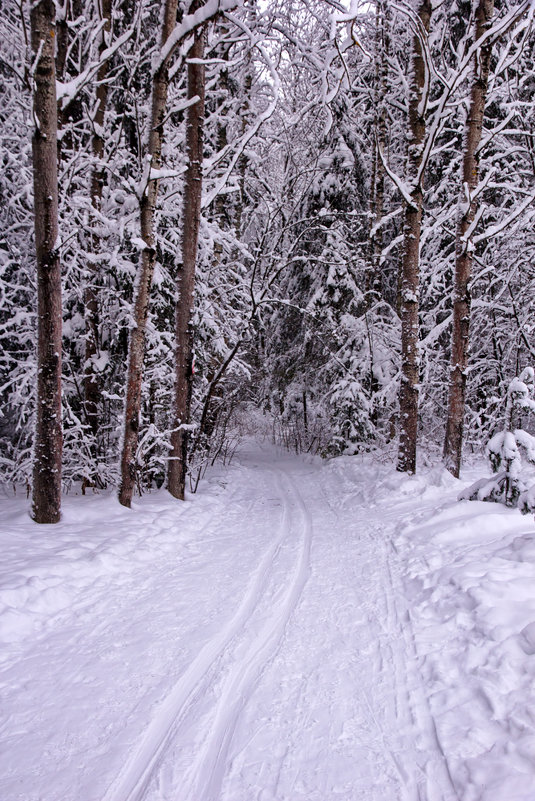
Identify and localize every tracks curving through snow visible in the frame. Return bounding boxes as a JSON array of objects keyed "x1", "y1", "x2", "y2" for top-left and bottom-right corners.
[
  {"x1": 103, "y1": 466, "x2": 312, "y2": 801},
  {"x1": 183, "y1": 467, "x2": 312, "y2": 801},
  {"x1": 95, "y1": 450, "x2": 461, "y2": 801},
  {"x1": 3, "y1": 446, "x2": 514, "y2": 801}
]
